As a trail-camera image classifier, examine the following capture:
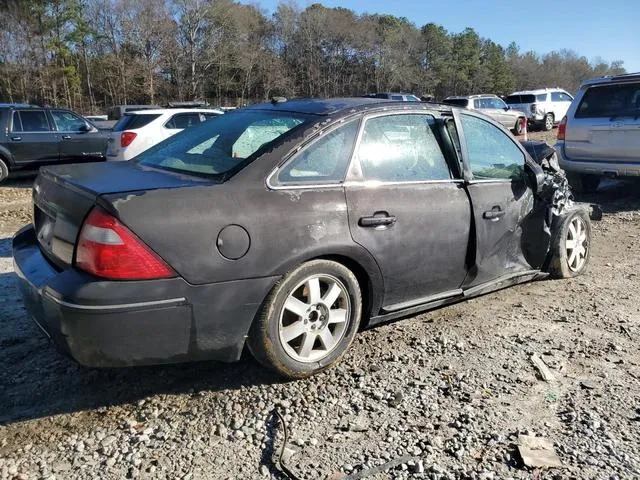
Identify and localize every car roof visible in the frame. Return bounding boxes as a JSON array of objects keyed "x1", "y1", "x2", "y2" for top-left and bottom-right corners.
[
  {"x1": 581, "y1": 72, "x2": 640, "y2": 87},
  {"x1": 509, "y1": 88, "x2": 567, "y2": 95},
  {"x1": 245, "y1": 97, "x2": 444, "y2": 116},
  {"x1": 123, "y1": 108, "x2": 224, "y2": 115},
  {"x1": 0, "y1": 103, "x2": 38, "y2": 109},
  {"x1": 445, "y1": 94, "x2": 497, "y2": 100}
]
